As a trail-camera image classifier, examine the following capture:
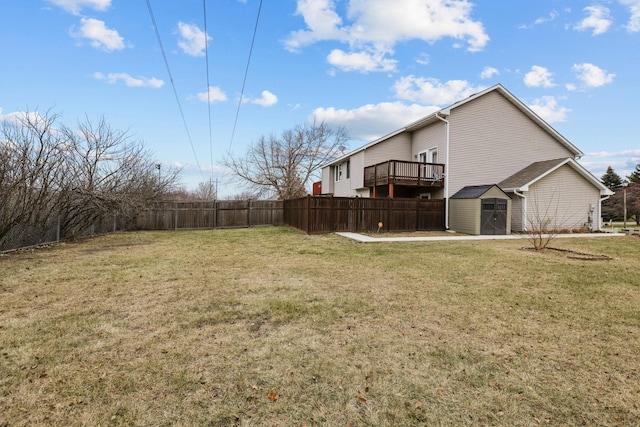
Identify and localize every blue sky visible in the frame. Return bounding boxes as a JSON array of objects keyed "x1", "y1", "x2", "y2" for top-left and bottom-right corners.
[{"x1": 1, "y1": 0, "x2": 639, "y2": 197}]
